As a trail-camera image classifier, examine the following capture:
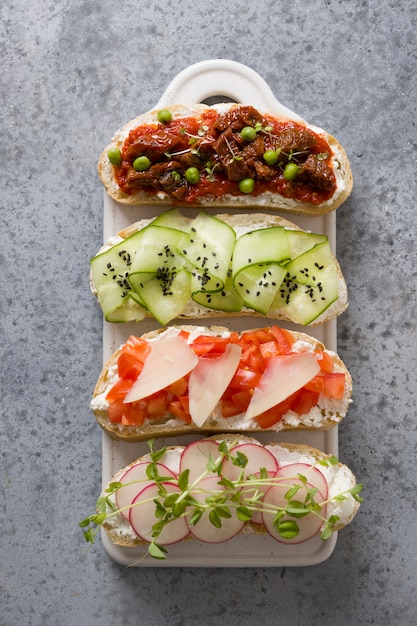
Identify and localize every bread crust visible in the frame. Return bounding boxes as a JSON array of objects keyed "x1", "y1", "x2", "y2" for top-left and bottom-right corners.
[
  {"x1": 91, "y1": 325, "x2": 352, "y2": 442},
  {"x1": 91, "y1": 212, "x2": 348, "y2": 327},
  {"x1": 101, "y1": 435, "x2": 360, "y2": 548},
  {"x1": 97, "y1": 103, "x2": 353, "y2": 216}
]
